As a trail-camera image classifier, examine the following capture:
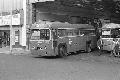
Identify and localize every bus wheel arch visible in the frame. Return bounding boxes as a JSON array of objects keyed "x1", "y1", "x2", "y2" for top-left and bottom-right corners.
[{"x1": 58, "y1": 43, "x2": 67, "y2": 57}]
